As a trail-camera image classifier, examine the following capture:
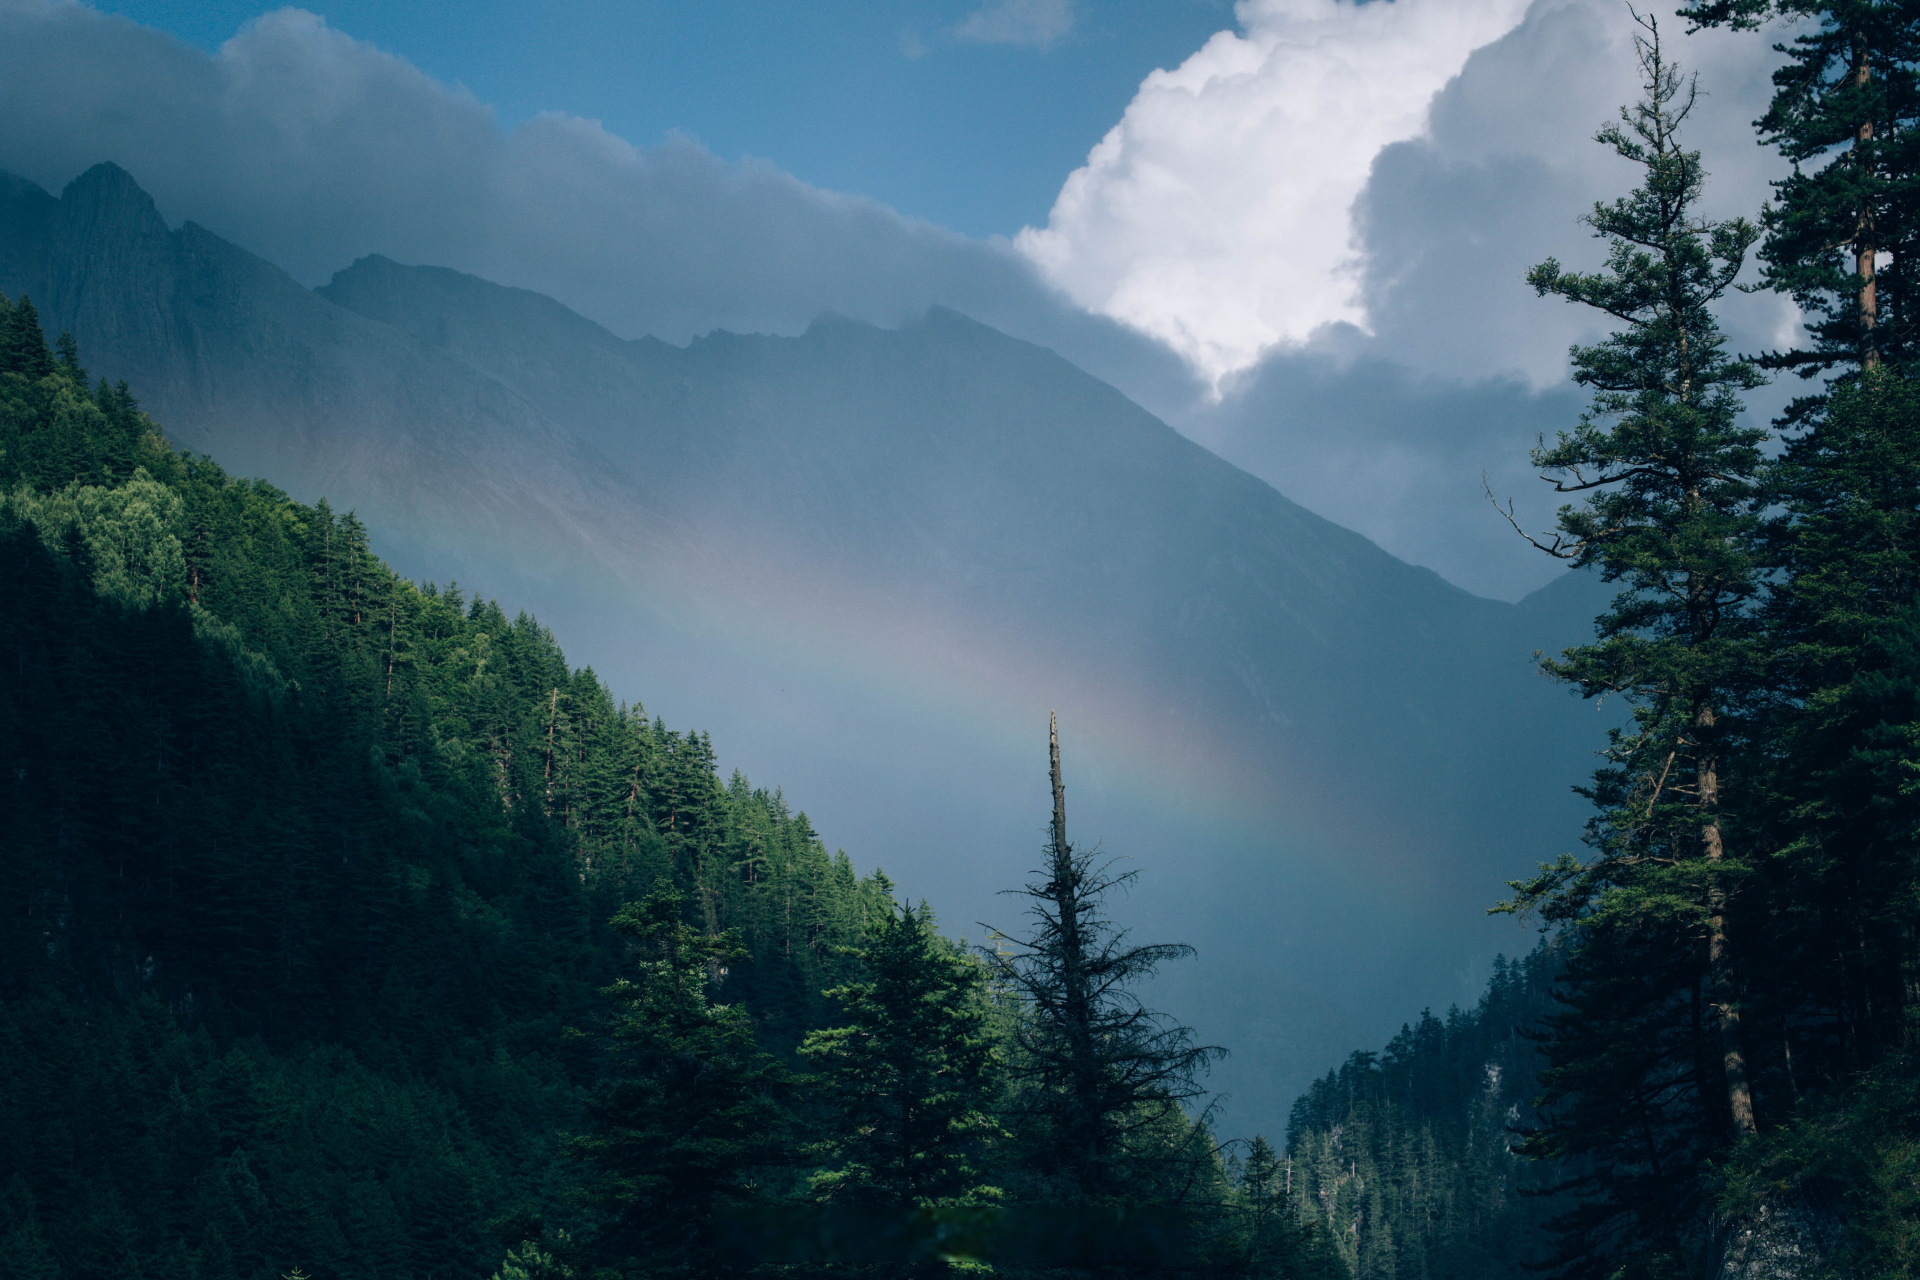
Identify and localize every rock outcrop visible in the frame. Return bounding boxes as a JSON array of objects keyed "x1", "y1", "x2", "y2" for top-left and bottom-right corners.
[{"x1": 1714, "y1": 1195, "x2": 1847, "y2": 1280}]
